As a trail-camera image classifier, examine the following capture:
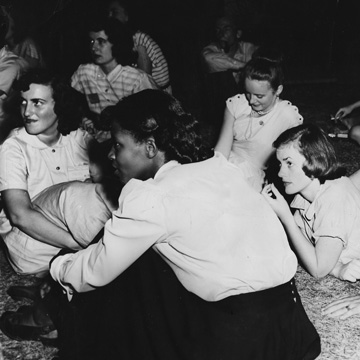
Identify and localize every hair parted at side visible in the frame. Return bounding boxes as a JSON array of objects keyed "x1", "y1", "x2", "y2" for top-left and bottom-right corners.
[
  {"x1": 14, "y1": 69, "x2": 84, "y2": 135},
  {"x1": 87, "y1": 17, "x2": 136, "y2": 66},
  {"x1": 273, "y1": 124, "x2": 346, "y2": 183},
  {"x1": 101, "y1": 89, "x2": 213, "y2": 164}
]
